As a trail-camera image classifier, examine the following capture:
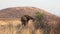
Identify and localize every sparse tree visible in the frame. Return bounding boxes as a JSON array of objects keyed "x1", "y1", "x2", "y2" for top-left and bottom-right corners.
[{"x1": 35, "y1": 12, "x2": 51, "y2": 34}]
